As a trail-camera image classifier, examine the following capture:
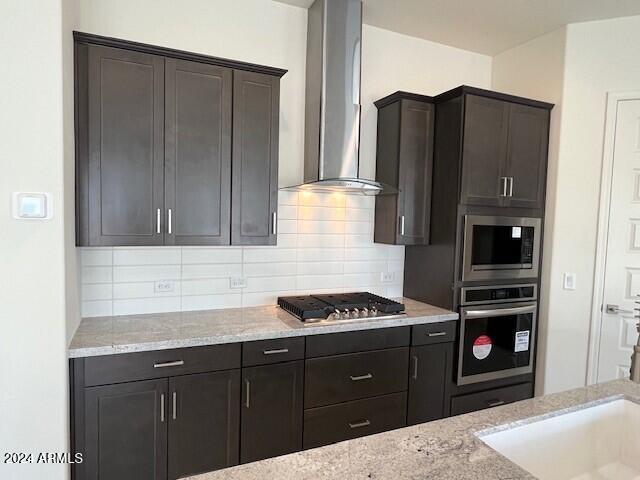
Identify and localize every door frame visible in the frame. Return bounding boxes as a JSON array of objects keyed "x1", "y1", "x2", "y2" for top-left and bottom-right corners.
[{"x1": 587, "y1": 90, "x2": 640, "y2": 384}]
